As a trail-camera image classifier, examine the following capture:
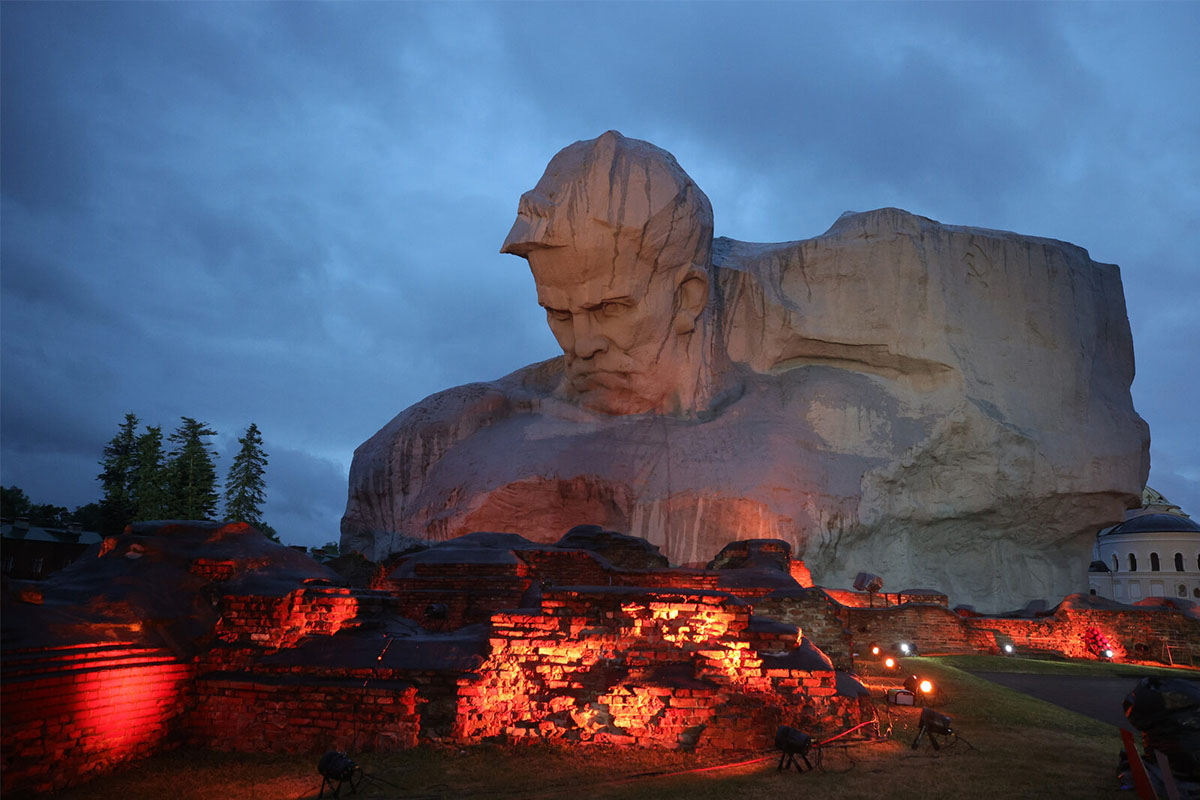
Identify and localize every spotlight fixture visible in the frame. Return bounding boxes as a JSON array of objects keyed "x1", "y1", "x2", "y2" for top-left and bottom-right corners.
[
  {"x1": 899, "y1": 642, "x2": 911, "y2": 654},
  {"x1": 1103, "y1": 649, "x2": 1114, "y2": 659},
  {"x1": 884, "y1": 656, "x2": 897, "y2": 670},
  {"x1": 774, "y1": 725, "x2": 815, "y2": 773},
  {"x1": 870, "y1": 644, "x2": 881, "y2": 656},
  {"x1": 904, "y1": 675, "x2": 937, "y2": 705},
  {"x1": 887, "y1": 687, "x2": 915, "y2": 705},
  {"x1": 911, "y1": 708, "x2": 955, "y2": 751},
  {"x1": 1003, "y1": 643, "x2": 1014, "y2": 654},
  {"x1": 317, "y1": 751, "x2": 360, "y2": 798}
]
